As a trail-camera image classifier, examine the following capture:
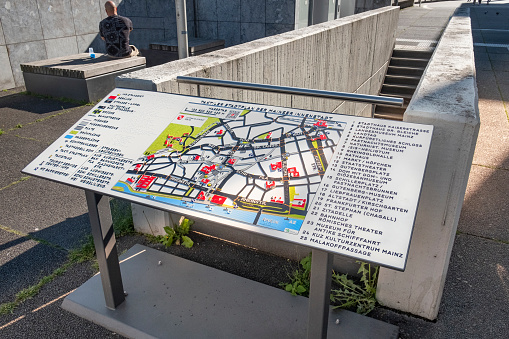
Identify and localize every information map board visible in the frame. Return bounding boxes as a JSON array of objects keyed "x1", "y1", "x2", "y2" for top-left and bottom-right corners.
[{"x1": 23, "y1": 89, "x2": 433, "y2": 270}]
